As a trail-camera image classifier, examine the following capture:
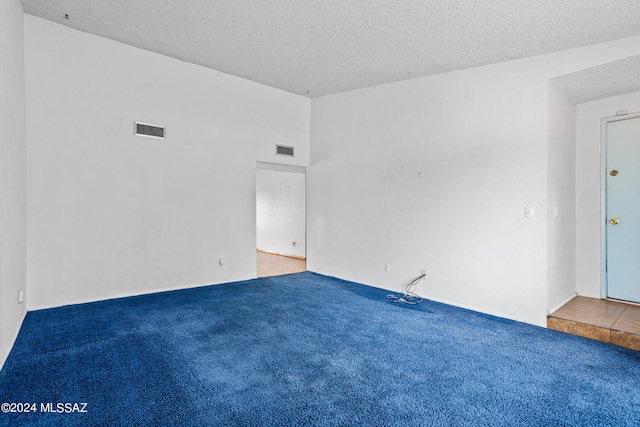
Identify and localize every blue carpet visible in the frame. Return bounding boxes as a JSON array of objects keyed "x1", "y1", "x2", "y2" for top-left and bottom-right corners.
[{"x1": 1, "y1": 272, "x2": 639, "y2": 426}]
